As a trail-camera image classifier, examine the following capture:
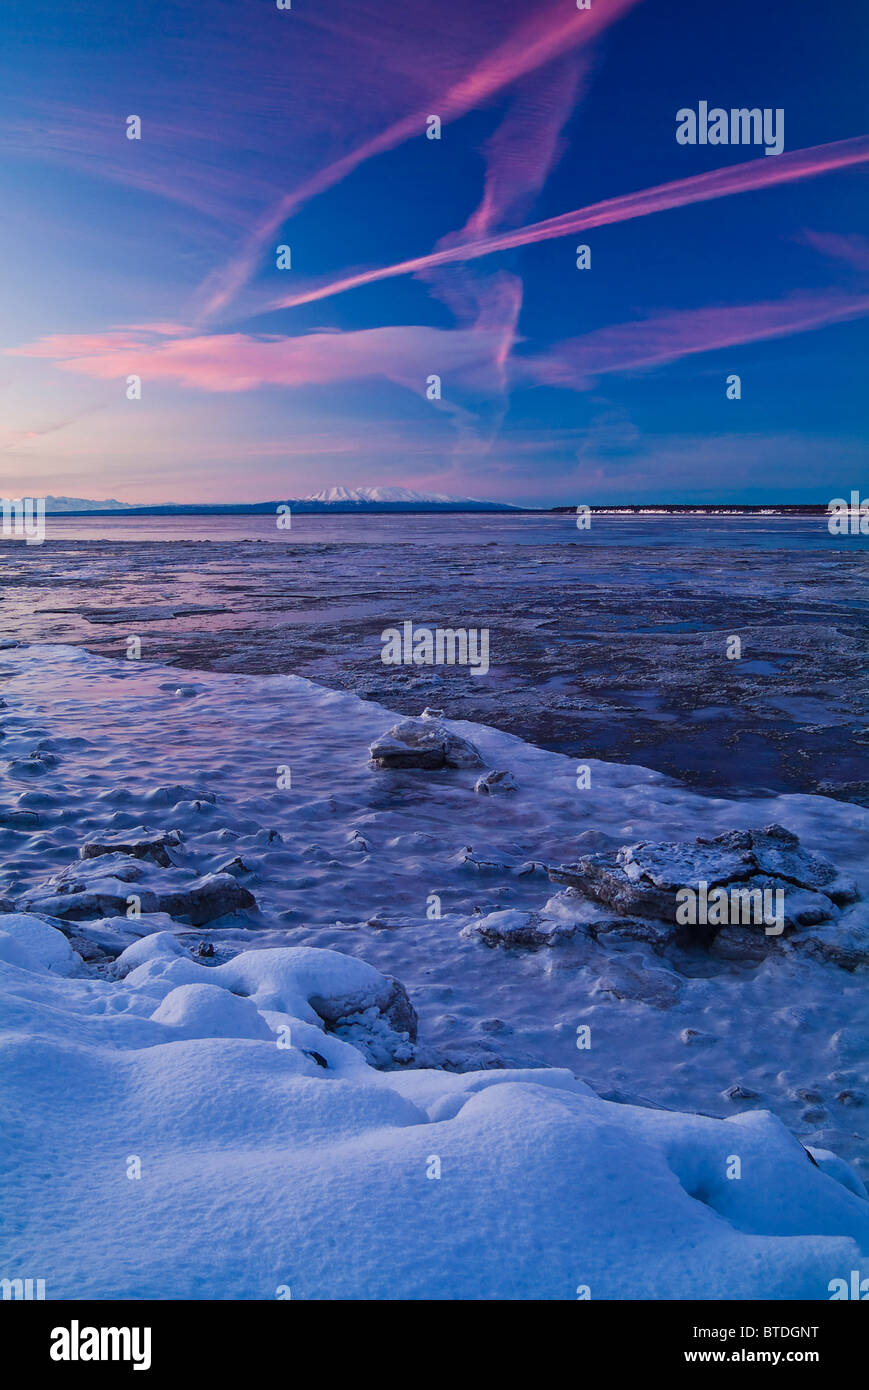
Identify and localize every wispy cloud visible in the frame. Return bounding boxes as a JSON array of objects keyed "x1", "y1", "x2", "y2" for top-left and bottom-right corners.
[
  {"x1": 10, "y1": 323, "x2": 511, "y2": 398},
  {"x1": 194, "y1": 0, "x2": 642, "y2": 318},
  {"x1": 13, "y1": 285, "x2": 868, "y2": 401},
  {"x1": 530, "y1": 289, "x2": 869, "y2": 385},
  {"x1": 264, "y1": 136, "x2": 869, "y2": 314},
  {"x1": 800, "y1": 229, "x2": 869, "y2": 273}
]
